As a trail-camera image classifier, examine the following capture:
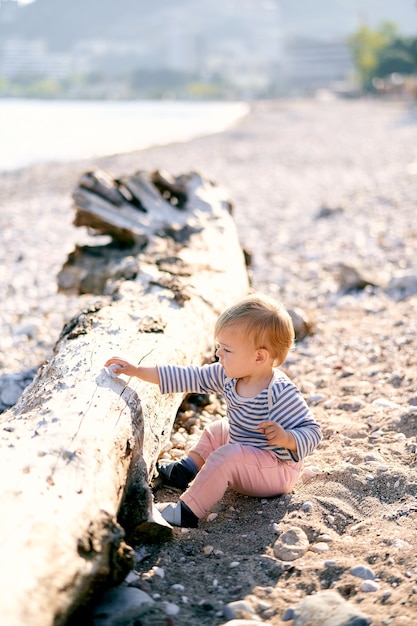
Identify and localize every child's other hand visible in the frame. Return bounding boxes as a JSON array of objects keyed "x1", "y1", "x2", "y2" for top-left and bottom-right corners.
[{"x1": 258, "y1": 420, "x2": 296, "y2": 451}]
